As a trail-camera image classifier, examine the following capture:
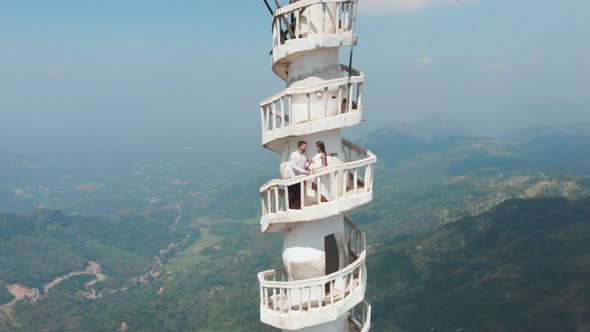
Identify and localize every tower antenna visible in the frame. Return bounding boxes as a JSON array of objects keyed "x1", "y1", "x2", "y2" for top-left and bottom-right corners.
[{"x1": 262, "y1": 0, "x2": 274, "y2": 15}]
